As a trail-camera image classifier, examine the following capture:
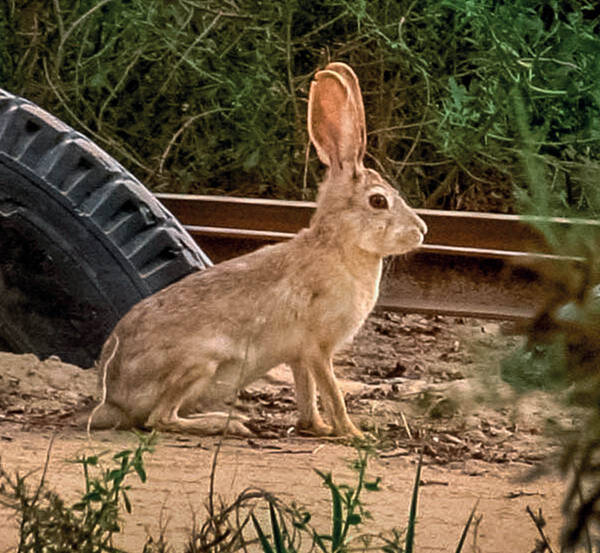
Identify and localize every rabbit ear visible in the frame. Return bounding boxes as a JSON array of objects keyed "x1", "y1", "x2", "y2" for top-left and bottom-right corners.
[
  {"x1": 323, "y1": 62, "x2": 367, "y2": 161},
  {"x1": 308, "y1": 64, "x2": 366, "y2": 172}
]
